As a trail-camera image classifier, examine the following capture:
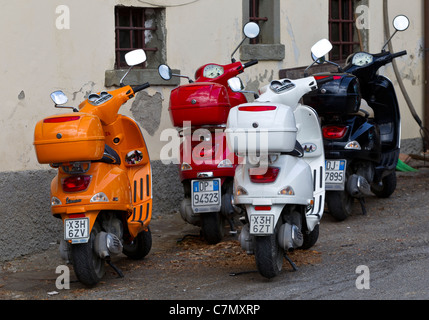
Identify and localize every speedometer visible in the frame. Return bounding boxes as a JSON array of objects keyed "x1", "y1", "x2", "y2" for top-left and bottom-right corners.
[
  {"x1": 203, "y1": 64, "x2": 224, "y2": 79},
  {"x1": 352, "y1": 52, "x2": 373, "y2": 66}
]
